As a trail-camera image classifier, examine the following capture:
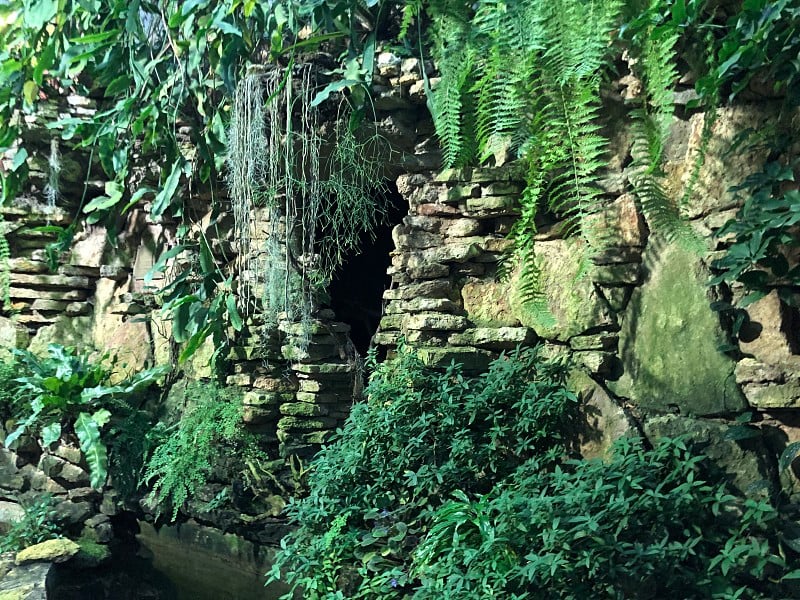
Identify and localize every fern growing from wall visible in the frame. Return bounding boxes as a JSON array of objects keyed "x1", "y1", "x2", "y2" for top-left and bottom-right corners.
[
  {"x1": 626, "y1": 1, "x2": 706, "y2": 252},
  {"x1": 427, "y1": 0, "x2": 623, "y2": 309}
]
